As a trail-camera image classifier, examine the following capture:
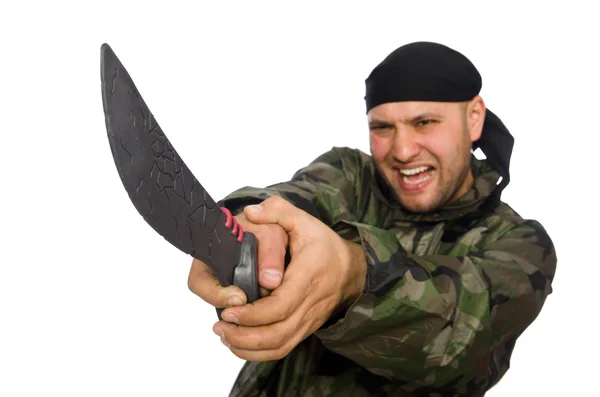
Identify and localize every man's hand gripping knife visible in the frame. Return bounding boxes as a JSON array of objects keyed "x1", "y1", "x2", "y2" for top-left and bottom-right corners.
[
  {"x1": 188, "y1": 197, "x2": 287, "y2": 309},
  {"x1": 194, "y1": 196, "x2": 367, "y2": 362}
]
